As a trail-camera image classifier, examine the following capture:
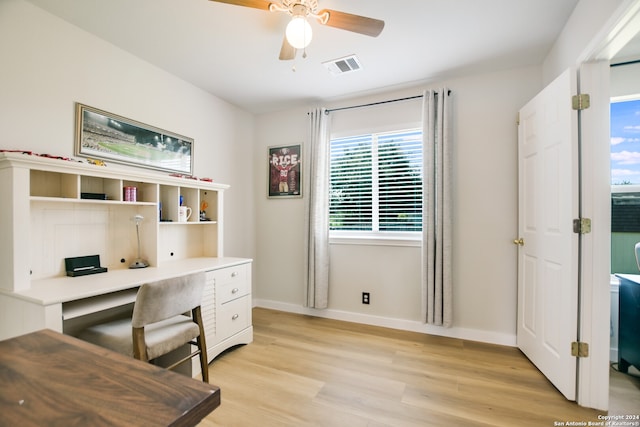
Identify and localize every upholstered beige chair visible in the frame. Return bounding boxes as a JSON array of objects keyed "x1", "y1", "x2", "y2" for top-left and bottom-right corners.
[{"x1": 79, "y1": 272, "x2": 209, "y2": 383}]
